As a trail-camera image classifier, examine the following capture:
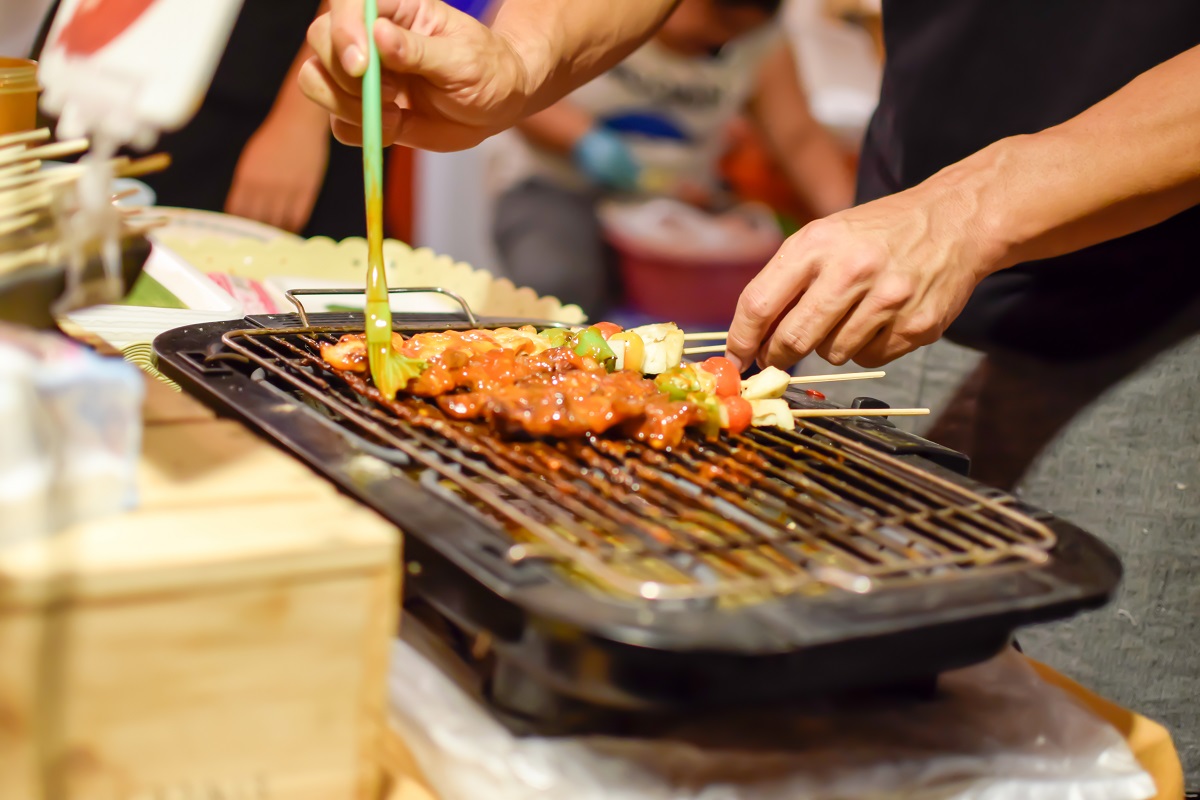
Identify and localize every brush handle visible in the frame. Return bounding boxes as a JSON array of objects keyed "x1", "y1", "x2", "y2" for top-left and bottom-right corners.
[{"x1": 362, "y1": 0, "x2": 387, "y2": 308}]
